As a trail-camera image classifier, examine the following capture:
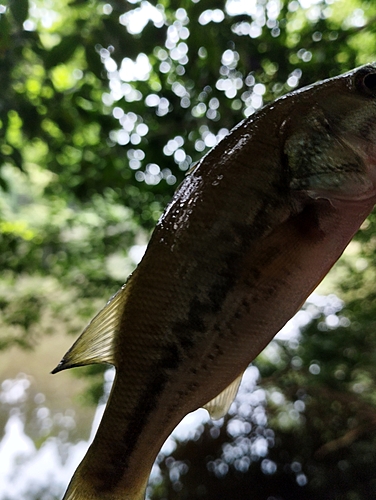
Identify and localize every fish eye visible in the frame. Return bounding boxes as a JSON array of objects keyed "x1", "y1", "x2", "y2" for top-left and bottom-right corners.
[{"x1": 356, "y1": 69, "x2": 376, "y2": 96}]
